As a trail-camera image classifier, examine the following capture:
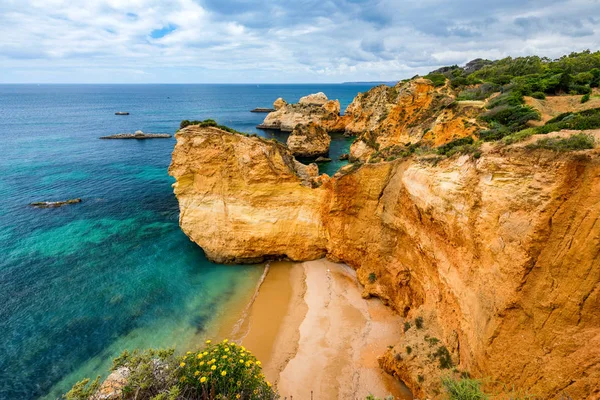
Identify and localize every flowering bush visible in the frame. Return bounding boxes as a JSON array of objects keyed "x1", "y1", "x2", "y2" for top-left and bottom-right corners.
[
  {"x1": 177, "y1": 339, "x2": 276, "y2": 399},
  {"x1": 65, "y1": 340, "x2": 277, "y2": 400}
]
